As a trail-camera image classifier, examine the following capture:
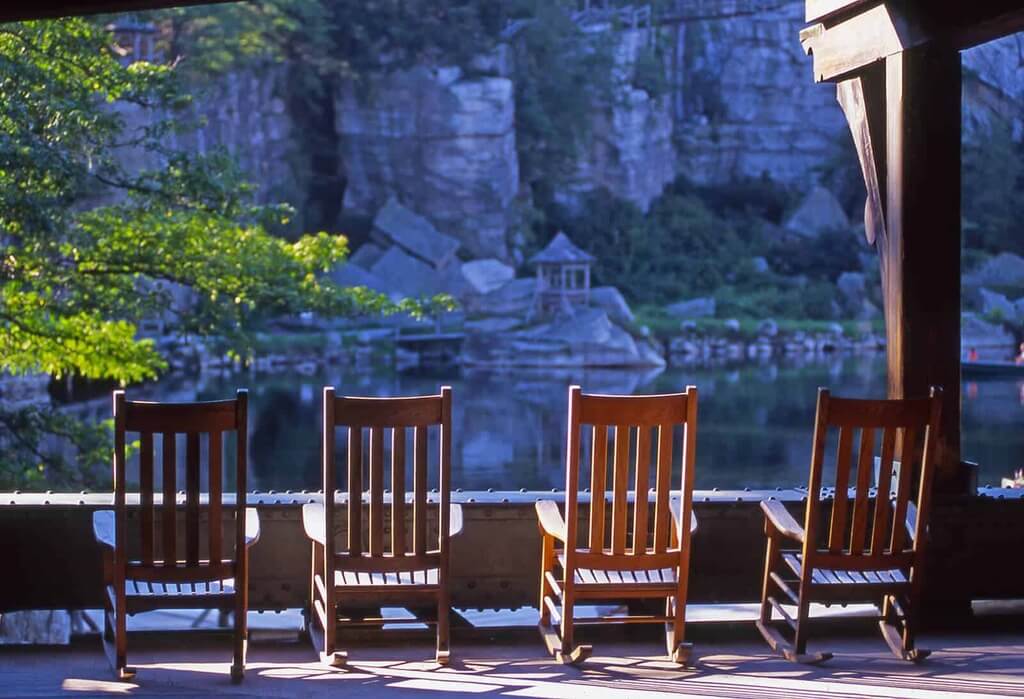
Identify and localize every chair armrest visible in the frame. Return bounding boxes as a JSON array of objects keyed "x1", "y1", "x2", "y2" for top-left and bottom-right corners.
[
  {"x1": 245, "y1": 507, "x2": 261, "y2": 547},
  {"x1": 301, "y1": 502, "x2": 326, "y2": 546},
  {"x1": 93, "y1": 509, "x2": 115, "y2": 549},
  {"x1": 535, "y1": 499, "x2": 567, "y2": 543},
  {"x1": 449, "y1": 503, "x2": 464, "y2": 537},
  {"x1": 761, "y1": 500, "x2": 805, "y2": 544},
  {"x1": 670, "y1": 499, "x2": 698, "y2": 534}
]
